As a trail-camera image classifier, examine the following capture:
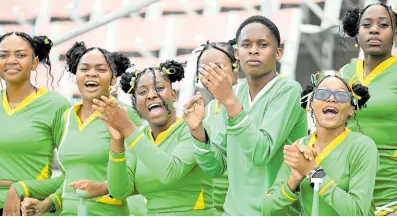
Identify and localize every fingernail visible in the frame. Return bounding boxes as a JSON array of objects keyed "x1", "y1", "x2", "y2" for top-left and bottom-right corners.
[{"x1": 309, "y1": 157, "x2": 313, "y2": 160}]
